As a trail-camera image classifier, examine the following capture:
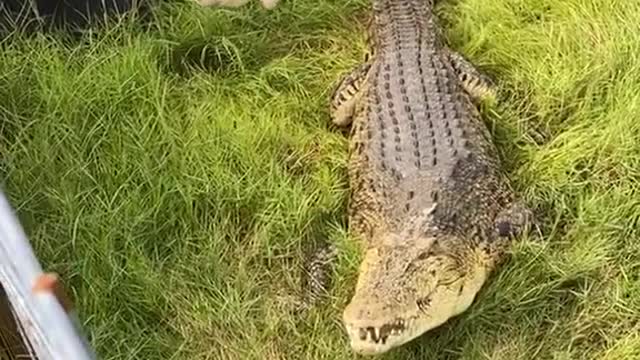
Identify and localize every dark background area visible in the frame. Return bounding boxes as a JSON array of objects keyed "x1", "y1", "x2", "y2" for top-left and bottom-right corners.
[{"x1": 0, "y1": 0, "x2": 153, "y2": 33}]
